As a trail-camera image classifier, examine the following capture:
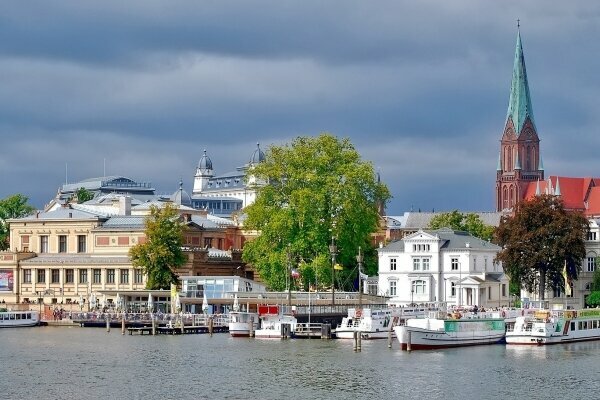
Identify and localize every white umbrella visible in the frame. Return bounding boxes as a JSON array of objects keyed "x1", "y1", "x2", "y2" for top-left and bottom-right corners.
[
  {"x1": 78, "y1": 294, "x2": 84, "y2": 308},
  {"x1": 202, "y1": 291, "x2": 209, "y2": 314},
  {"x1": 90, "y1": 293, "x2": 97, "y2": 309},
  {"x1": 147, "y1": 293, "x2": 154, "y2": 312},
  {"x1": 232, "y1": 294, "x2": 239, "y2": 312}
]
